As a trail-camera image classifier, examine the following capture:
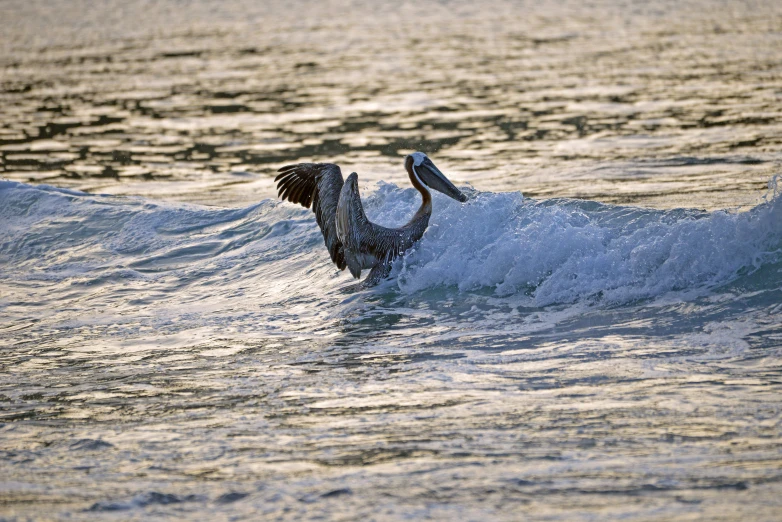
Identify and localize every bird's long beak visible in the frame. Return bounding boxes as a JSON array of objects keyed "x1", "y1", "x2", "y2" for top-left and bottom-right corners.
[{"x1": 414, "y1": 158, "x2": 468, "y2": 202}]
